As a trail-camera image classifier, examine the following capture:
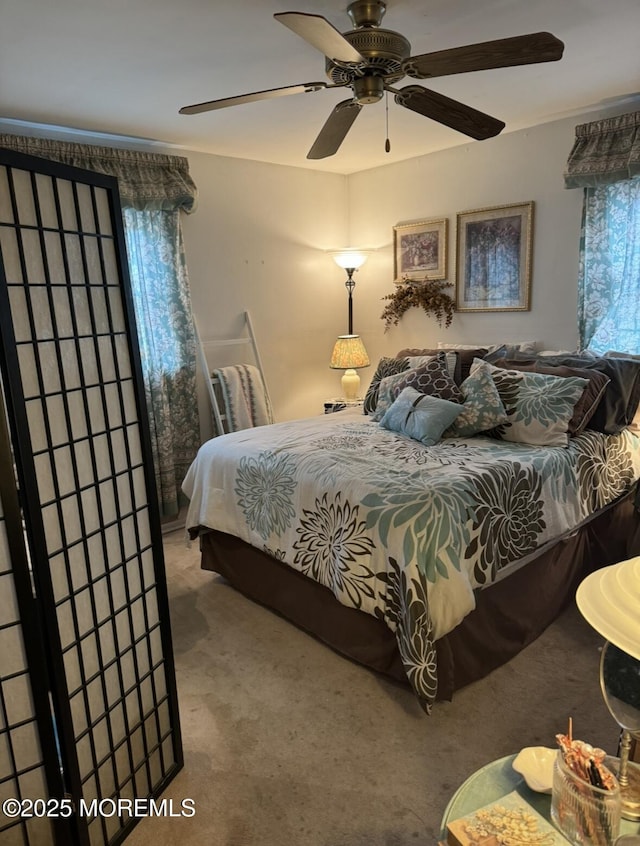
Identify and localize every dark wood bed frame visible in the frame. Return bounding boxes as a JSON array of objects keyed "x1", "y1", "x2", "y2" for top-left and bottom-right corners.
[{"x1": 198, "y1": 486, "x2": 640, "y2": 701}]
